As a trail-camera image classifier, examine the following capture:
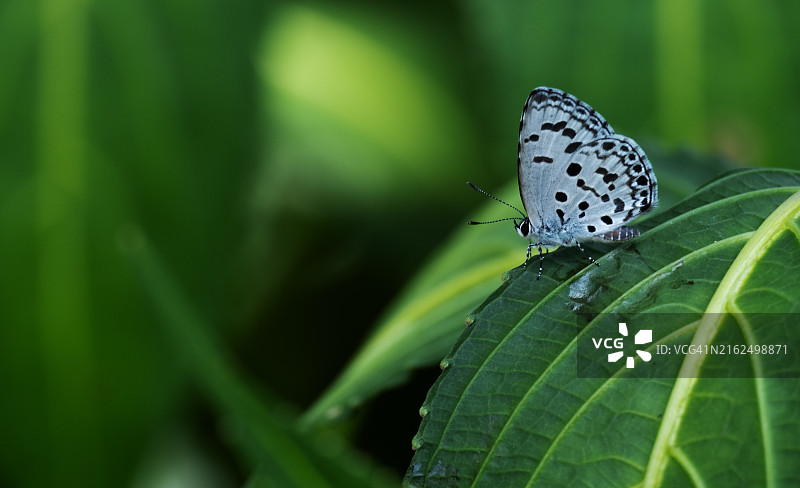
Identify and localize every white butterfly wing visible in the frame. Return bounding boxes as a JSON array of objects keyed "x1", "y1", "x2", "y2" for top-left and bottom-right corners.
[
  {"x1": 517, "y1": 87, "x2": 614, "y2": 226},
  {"x1": 550, "y1": 135, "x2": 658, "y2": 242},
  {"x1": 517, "y1": 87, "x2": 656, "y2": 245}
]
